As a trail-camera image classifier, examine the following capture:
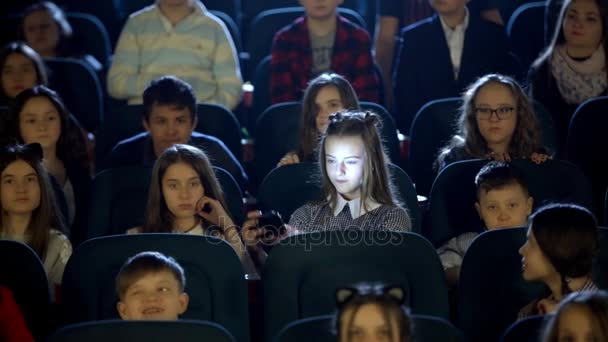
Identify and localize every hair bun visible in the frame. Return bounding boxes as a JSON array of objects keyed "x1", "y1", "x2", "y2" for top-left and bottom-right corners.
[{"x1": 25, "y1": 143, "x2": 44, "y2": 160}]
